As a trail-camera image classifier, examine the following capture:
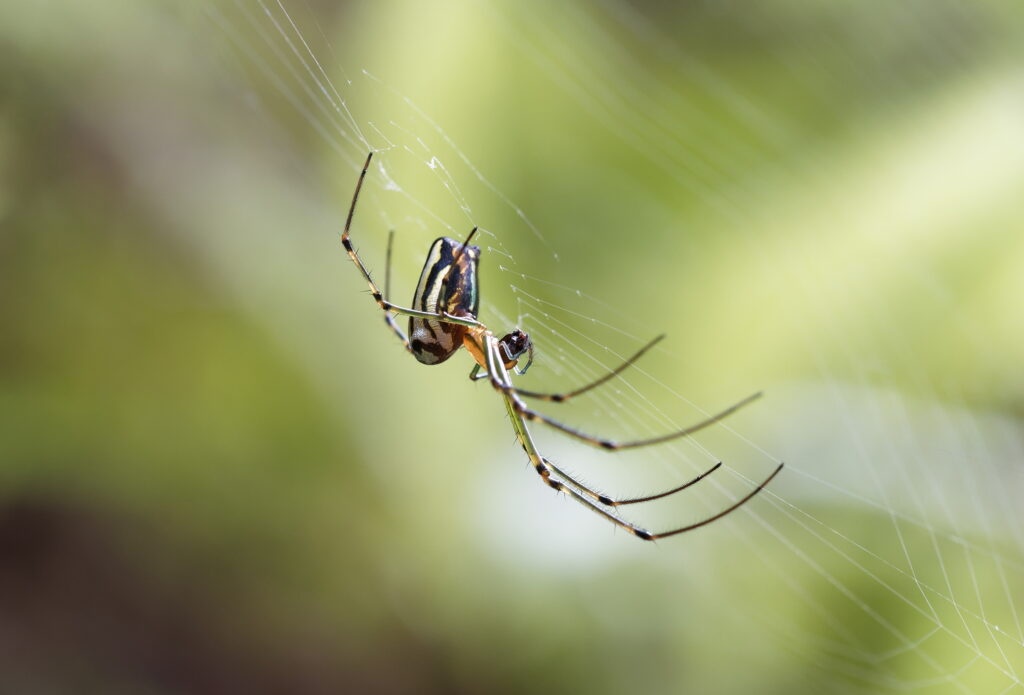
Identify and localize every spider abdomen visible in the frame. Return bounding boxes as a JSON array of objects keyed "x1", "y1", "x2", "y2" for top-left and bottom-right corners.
[{"x1": 408, "y1": 237, "x2": 481, "y2": 365}]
